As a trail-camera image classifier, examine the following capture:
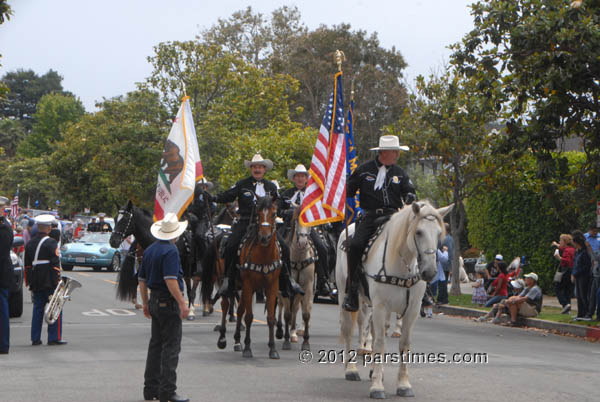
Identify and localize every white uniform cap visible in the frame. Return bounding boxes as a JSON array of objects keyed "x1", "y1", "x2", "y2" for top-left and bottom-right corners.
[{"x1": 35, "y1": 214, "x2": 56, "y2": 226}]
